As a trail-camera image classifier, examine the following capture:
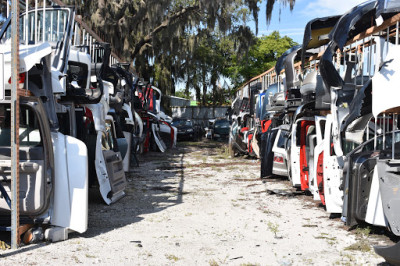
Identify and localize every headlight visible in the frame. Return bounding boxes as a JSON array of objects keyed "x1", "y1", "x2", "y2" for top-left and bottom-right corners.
[{"x1": 187, "y1": 129, "x2": 194, "y2": 132}]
